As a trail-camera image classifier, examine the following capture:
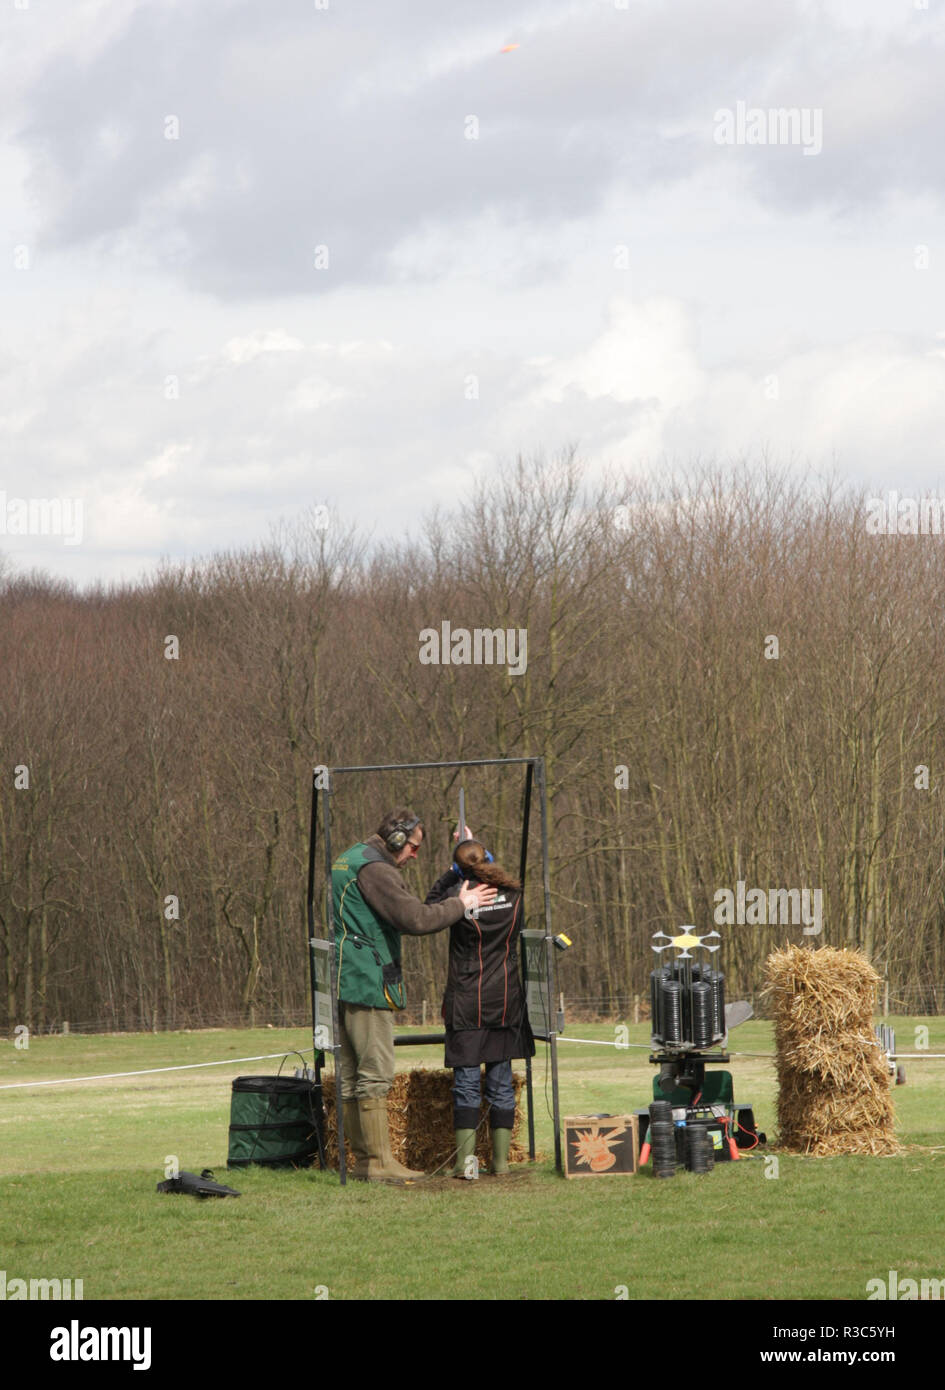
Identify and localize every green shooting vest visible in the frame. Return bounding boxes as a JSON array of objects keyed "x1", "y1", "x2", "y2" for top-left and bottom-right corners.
[{"x1": 332, "y1": 841, "x2": 406, "y2": 1010}]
